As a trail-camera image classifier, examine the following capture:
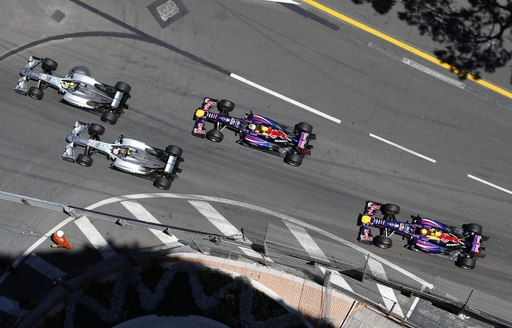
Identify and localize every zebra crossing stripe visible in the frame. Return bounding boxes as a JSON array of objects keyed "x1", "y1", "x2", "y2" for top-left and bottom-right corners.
[
  {"x1": 284, "y1": 222, "x2": 330, "y2": 262},
  {"x1": 368, "y1": 258, "x2": 404, "y2": 317},
  {"x1": 121, "y1": 201, "x2": 180, "y2": 244},
  {"x1": 188, "y1": 201, "x2": 272, "y2": 261},
  {"x1": 318, "y1": 266, "x2": 354, "y2": 293},
  {"x1": 0, "y1": 295, "x2": 27, "y2": 316},
  {"x1": 74, "y1": 216, "x2": 117, "y2": 259},
  {"x1": 24, "y1": 253, "x2": 65, "y2": 280}
]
